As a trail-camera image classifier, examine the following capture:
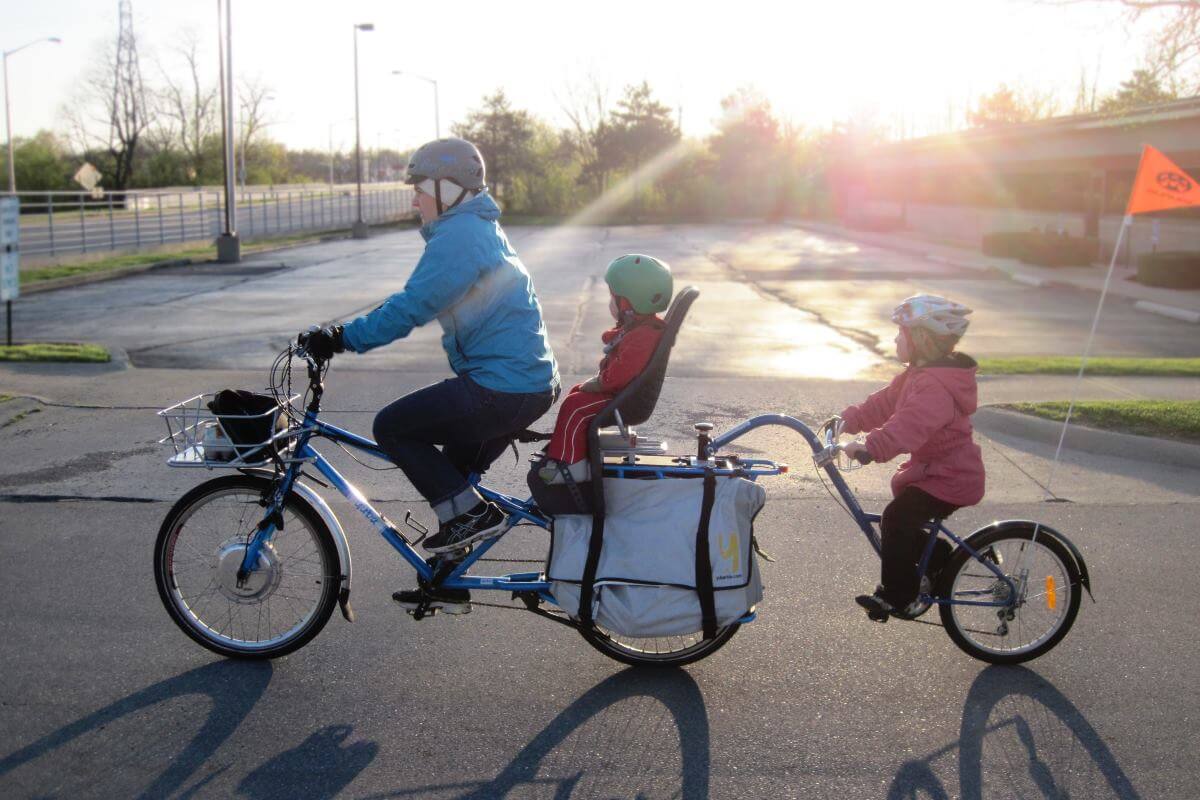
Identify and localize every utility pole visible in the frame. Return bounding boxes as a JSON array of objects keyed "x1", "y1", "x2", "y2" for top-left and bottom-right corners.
[
  {"x1": 351, "y1": 23, "x2": 373, "y2": 239},
  {"x1": 216, "y1": 0, "x2": 239, "y2": 262}
]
